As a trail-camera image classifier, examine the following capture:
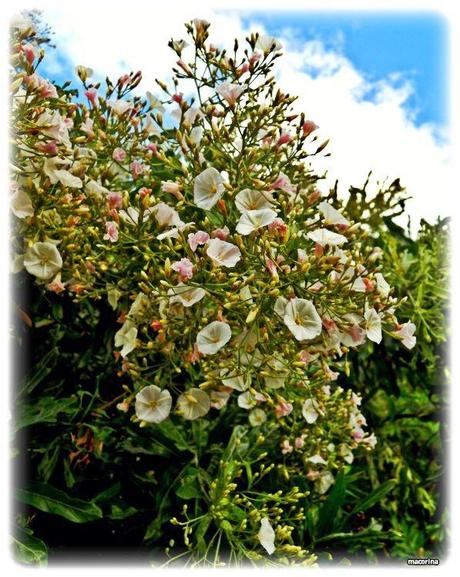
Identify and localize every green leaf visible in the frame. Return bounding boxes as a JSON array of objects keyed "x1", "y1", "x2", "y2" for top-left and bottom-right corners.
[
  {"x1": 175, "y1": 467, "x2": 202, "y2": 500},
  {"x1": 348, "y1": 480, "x2": 397, "y2": 517},
  {"x1": 316, "y1": 470, "x2": 348, "y2": 536},
  {"x1": 11, "y1": 527, "x2": 48, "y2": 566},
  {"x1": 15, "y1": 395, "x2": 78, "y2": 431},
  {"x1": 17, "y1": 482, "x2": 103, "y2": 523},
  {"x1": 108, "y1": 503, "x2": 138, "y2": 520},
  {"x1": 93, "y1": 482, "x2": 122, "y2": 504}
]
